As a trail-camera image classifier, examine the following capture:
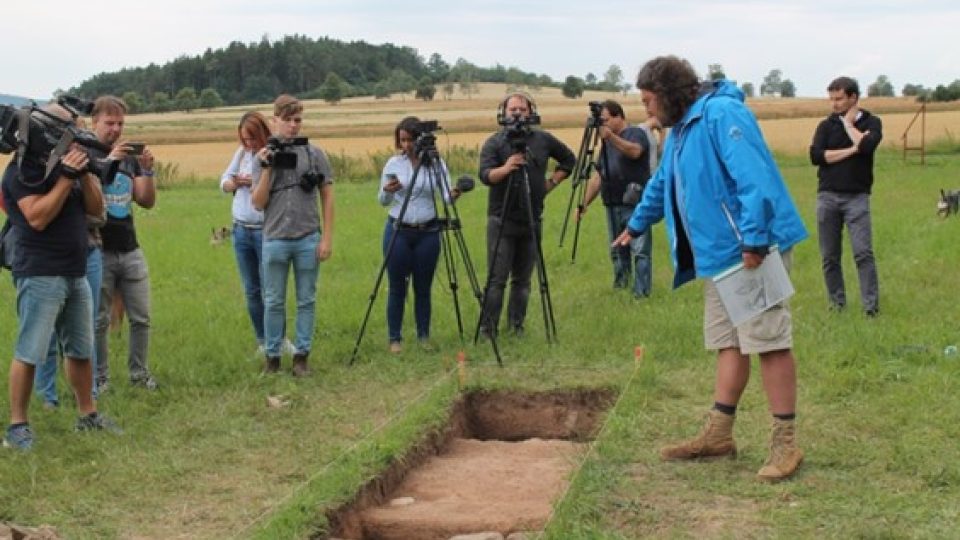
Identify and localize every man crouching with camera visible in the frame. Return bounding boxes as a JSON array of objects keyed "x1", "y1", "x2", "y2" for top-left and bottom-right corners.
[
  {"x1": 2, "y1": 104, "x2": 120, "y2": 451},
  {"x1": 251, "y1": 94, "x2": 334, "y2": 376}
]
